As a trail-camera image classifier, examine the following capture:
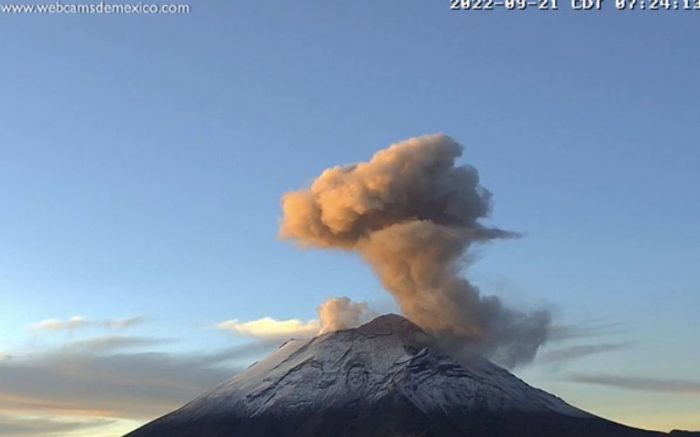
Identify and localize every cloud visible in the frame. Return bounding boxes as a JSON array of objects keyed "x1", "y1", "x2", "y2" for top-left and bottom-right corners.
[
  {"x1": 60, "y1": 335, "x2": 172, "y2": 353},
  {"x1": 30, "y1": 316, "x2": 89, "y2": 332},
  {"x1": 548, "y1": 319, "x2": 626, "y2": 342},
  {"x1": 0, "y1": 335, "x2": 271, "y2": 421},
  {"x1": 1, "y1": 306, "x2": 365, "y2": 436},
  {"x1": 0, "y1": 414, "x2": 113, "y2": 437},
  {"x1": 216, "y1": 317, "x2": 320, "y2": 341},
  {"x1": 217, "y1": 298, "x2": 374, "y2": 340},
  {"x1": 102, "y1": 317, "x2": 145, "y2": 330},
  {"x1": 569, "y1": 373, "x2": 700, "y2": 394},
  {"x1": 540, "y1": 342, "x2": 631, "y2": 363},
  {"x1": 30, "y1": 316, "x2": 145, "y2": 333}
]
